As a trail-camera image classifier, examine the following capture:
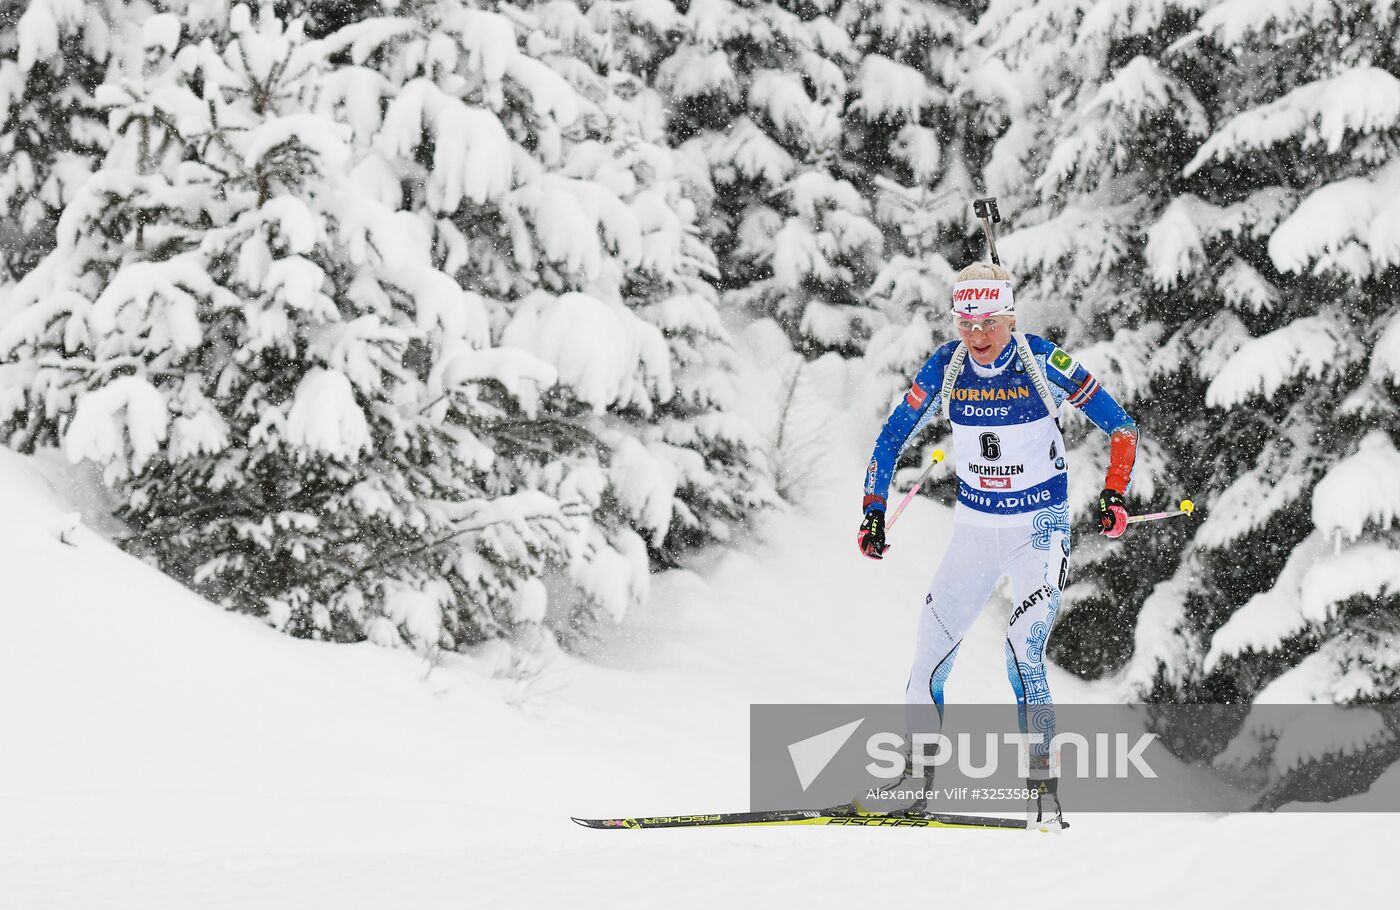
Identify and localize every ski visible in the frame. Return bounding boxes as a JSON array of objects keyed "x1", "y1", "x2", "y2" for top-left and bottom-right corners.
[{"x1": 572, "y1": 808, "x2": 1029, "y2": 831}]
